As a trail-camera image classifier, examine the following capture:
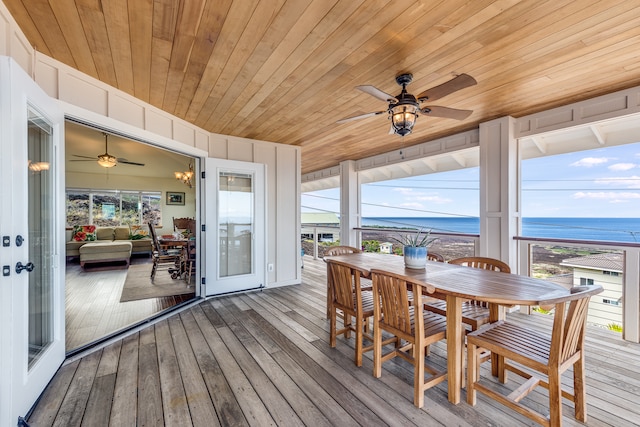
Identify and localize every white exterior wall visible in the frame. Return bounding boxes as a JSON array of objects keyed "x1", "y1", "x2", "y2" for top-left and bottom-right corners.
[
  {"x1": 572, "y1": 267, "x2": 623, "y2": 328},
  {"x1": 0, "y1": 1, "x2": 301, "y2": 287}
]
